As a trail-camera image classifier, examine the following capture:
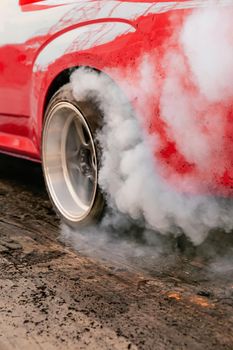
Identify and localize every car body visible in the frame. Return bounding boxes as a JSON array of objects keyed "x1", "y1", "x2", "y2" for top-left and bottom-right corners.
[{"x1": 1, "y1": 0, "x2": 233, "y2": 225}]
